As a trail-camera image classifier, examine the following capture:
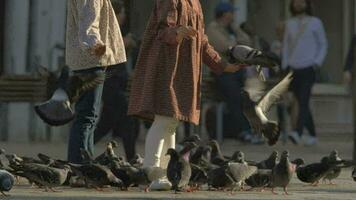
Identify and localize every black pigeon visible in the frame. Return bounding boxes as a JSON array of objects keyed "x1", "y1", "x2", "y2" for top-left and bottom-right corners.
[
  {"x1": 69, "y1": 163, "x2": 123, "y2": 190},
  {"x1": 0, "y1": 170, "x2": 15, "y2": 196},
  {"x1": 15, "y1": 163, "x2": 71, "y2": 192},
  {"x1": 269, "y1": 151, "x2": 295, "y2": 195},
  {"x1": 229, "y1": 45, "x2": 280, "y2": 81},
  {"x1": 322, "y1": 150, "x2": 342, "y2": 184},
  {"x1": 35, "y1": 70, "x2": 106, "y2": 126},
  {"x1": 207, "y1": 165, "x2": 234, "y2": 189},
  {"x1": 241, "y1": 72, "x2": 293, "y2": 146},
  {"x1": 166, "y1": 142, "x2": 197, "y2": 193},
  {"x1": 189, "y1": 163, "x2": 208, "y2": 190},
  {"x1": 207, "y1": 140, "x2": 227, "y2": 166},
  {"x1": 246, "y1": 150, "x2": 279, "y2": 188},
  {"x1": 352, "y1": 168, "x2": 356, "y2": 181}
]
